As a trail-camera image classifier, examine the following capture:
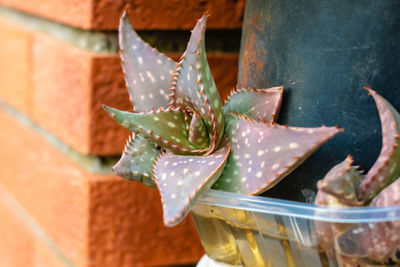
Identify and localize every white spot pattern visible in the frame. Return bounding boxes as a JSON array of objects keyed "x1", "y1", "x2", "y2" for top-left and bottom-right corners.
[
  {"x1": 146, "y1": 71, "x2": 156, "y2": 83},
  {"x1": 272, "y1": 163, "x2": 280, "y2": 170},
  {"x1": 289, "y1": 142, "x2": 299, "y2": 149}
]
